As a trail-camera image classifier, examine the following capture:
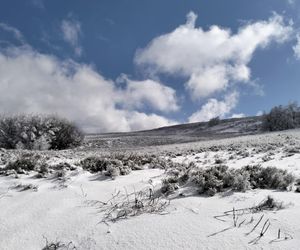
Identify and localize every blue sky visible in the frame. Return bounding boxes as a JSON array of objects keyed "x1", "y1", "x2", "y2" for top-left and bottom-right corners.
[{"x1": 0, "y1": 0, "x2": 300, "y2": 132}]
